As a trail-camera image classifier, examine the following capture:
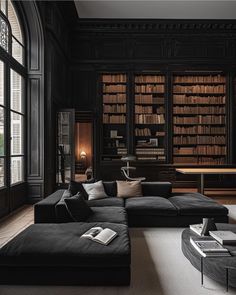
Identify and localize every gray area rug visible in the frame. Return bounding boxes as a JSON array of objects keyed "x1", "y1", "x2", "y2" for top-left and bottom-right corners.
[{"x1": 1, "y1": 205, "x2": 236, "y2": 295}]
